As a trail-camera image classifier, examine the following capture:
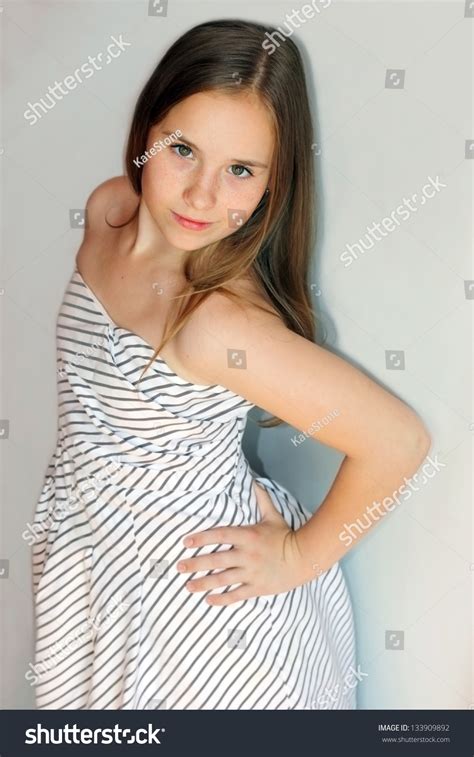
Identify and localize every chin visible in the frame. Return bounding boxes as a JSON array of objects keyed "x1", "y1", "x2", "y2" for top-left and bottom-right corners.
[
  {"x1": 164, "y1": 232, "x2": 211, "y2": 252},
  {"x1": 164, "y1": 224, "x2": 225, "y2": 251}
]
